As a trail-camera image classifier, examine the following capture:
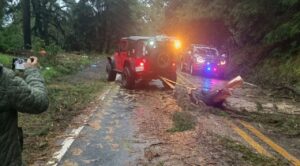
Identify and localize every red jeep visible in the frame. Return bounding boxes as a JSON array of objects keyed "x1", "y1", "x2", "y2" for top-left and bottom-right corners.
[{"x1": 106, "y1": 36, "x2": 181, "y2": 89}]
